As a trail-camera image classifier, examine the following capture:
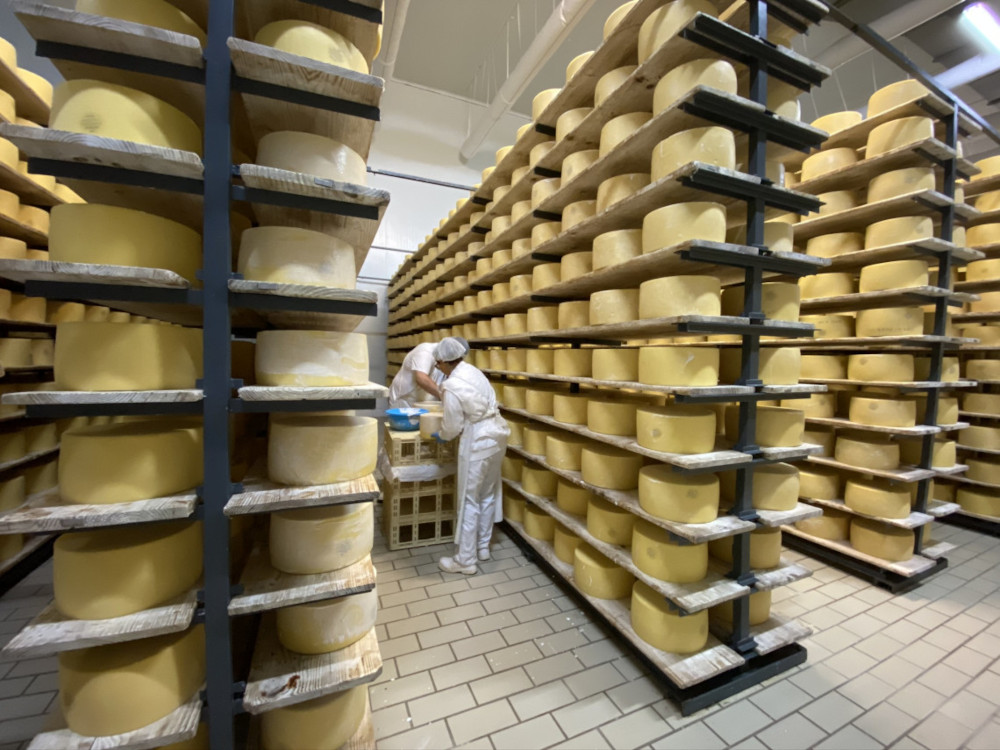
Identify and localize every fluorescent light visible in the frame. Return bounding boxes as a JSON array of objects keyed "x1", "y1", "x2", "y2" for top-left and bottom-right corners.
[{"x1": 962, "y1": 2, "x2": 1000, "y2": 54}]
